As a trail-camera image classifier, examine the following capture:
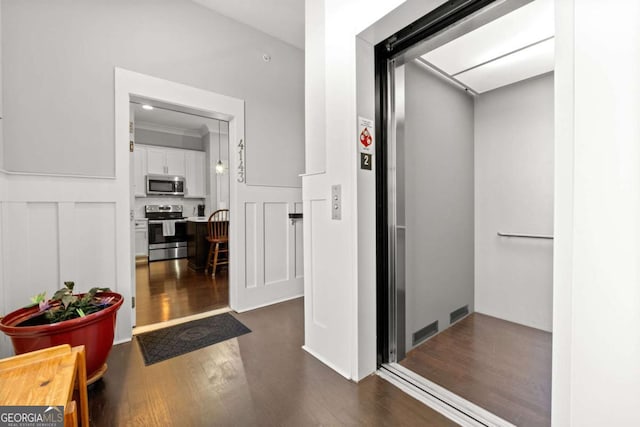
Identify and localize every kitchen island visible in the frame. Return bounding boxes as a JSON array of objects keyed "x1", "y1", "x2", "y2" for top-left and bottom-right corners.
[{"x1": 186, "y1": 217, "x2": 209, "y2": 271}]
